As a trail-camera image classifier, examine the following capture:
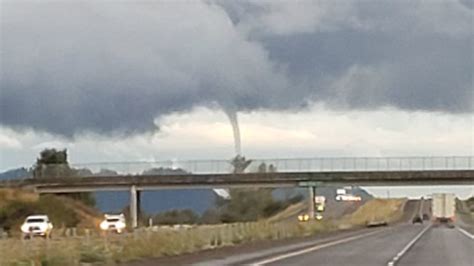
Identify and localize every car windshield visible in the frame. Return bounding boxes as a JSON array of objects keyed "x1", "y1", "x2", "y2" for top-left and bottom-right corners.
[
  {"x1": 26, "y1": 218, "x2": 45, "y2": 223},
  {"x1": 106, "y1": 218, "x2": 120, "y2": 222}
]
